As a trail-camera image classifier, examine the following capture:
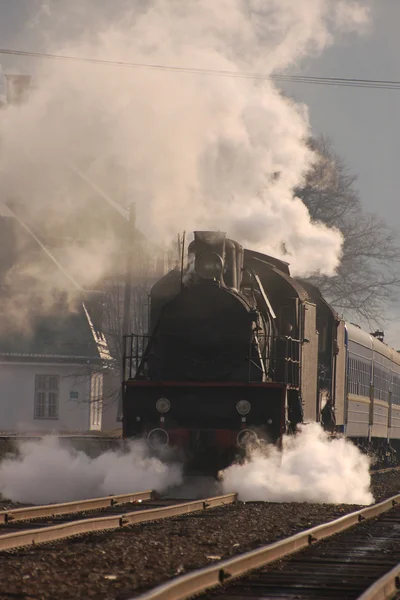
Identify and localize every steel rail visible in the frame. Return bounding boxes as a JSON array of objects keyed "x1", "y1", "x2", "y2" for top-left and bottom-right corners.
[
  {"x1": 372, "y1": 466, "x2": 400, "y2": 475},
  {"x1": 0, "y1": 493, "x2": 237, "y2": 552},
  {"x1": 356, "y1": 563, "x2": 400, "y2": 600},
  {"x1": 0, "y1": 490, "x2": 155, "y2": 524},
  {"x1": 132, "y1": 493, "x2": 400, "y2": 600}
]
